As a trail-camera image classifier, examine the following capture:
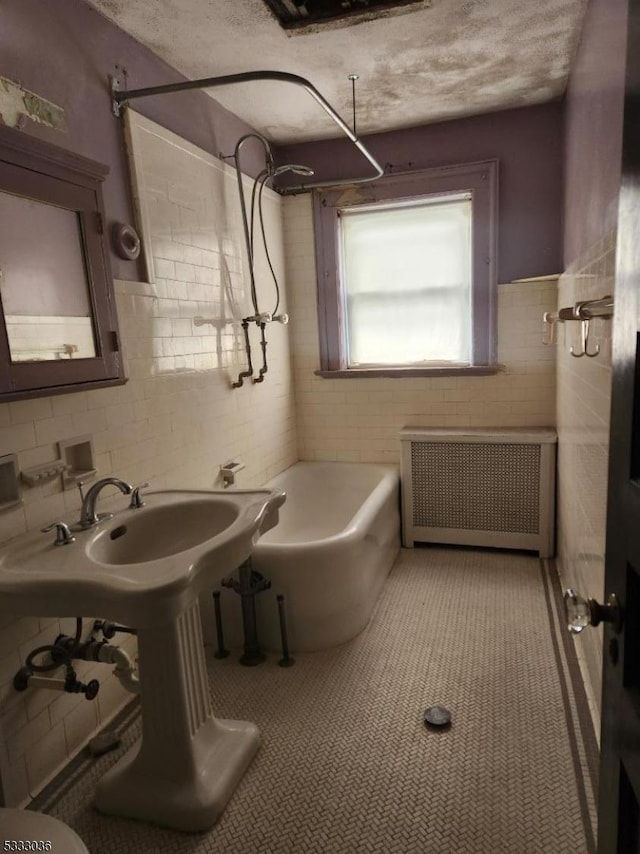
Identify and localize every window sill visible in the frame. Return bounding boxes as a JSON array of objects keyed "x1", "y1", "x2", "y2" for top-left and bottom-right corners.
[{"x1": 314, "y1": 365, "x2": 504, "y2": 379}]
